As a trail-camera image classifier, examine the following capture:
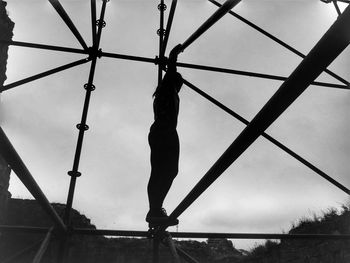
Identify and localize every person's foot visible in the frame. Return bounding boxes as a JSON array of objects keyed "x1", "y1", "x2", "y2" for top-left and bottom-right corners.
[{"x1": 146, "y1": 208, "x2": 179, "y2": 227}]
